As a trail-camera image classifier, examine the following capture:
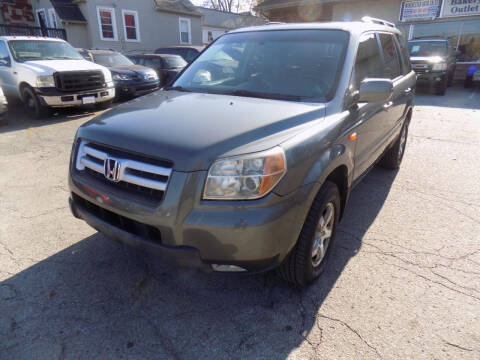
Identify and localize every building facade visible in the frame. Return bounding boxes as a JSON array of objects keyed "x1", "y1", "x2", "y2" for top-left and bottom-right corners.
[
  {"x1": 256, "y1": 0, "x2": 480, "y2": 79},
  {"x1": 196, "y1": 6, "x2": 266, "y2": 44},
  {"x1": 29, "y1": 0, "x2": 203, "y2": 52}
]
